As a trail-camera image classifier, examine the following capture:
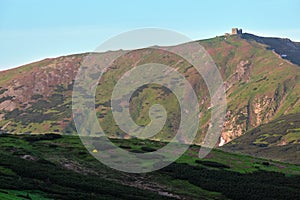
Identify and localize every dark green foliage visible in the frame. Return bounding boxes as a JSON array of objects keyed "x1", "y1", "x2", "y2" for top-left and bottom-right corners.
[
  {"x1": 0, "y1": 135, "x2": 172, "y2": 200},
  {"x1": 49, "y1": 94, "x2": 64, "y2": 106},
  {"x1": 130, "y1": 149, "x2": 144, "y2": 153},
  {"x1": 130, "y1": 85, "x2": 149, "y2": 99},
  {"x1": 119, "y1": 145, "x2": 131, "y2": 149},
  {"x1": 55, "y1": 84, "x2": 69, "y2": 93},
  {"x1": 195, "y1": 160, "x2": 230, "y2": 169},
  {"x1": 141, "y1": 146, "x2": 157, "y2": 152},
  {"x1": 23, "y1": 133, "x2": 62, "y2": 142},
  {"x1": 0, "y1": 153, "x2": 172, "y2": 200},
  {"x1": 10, "y1": 111, "x2": 54, "y2": 125},
  {"x1": 0, "y1": 88, "x2": 8, "y2": 95},
  {"x1": 31, "y1": 100, "x2": 51, "y2": 110},
  {"x1": 16, "y1": 193, "x2": 31, "y2": 199},
  {"x1": 0, "y1": 96, "x2": 13, "y2": 104},
  {"x1": 63, "y1": 122, "x2": 77, "y2": 134},
  {"x1": 4, "y1": 108, "x2": 22, "y2": 119},
  {"x1": 161, "y1": 163, "x2": 300, "y2": 200},
  {"x1": 4, "y1": 90, "x2": 68, "y2": 125},
  {"x1": 31, "y1": 94, "x2": 43, "y2": 100},
  {"x1": 262, "y1": 161, "x2": 270, "y2": 166},
  {"x1": 100, "y1": 100, "x2": 111, "y2": 107},
  {"x1": 0, "y1": 190, "x2": 8, "y2": 194},
  {"x1": 0, "y1": 134, "x2": 299, "y2": 199}
]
